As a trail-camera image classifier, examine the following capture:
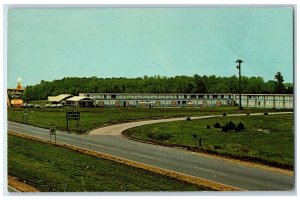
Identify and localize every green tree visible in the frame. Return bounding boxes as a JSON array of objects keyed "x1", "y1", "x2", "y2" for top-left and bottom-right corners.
[{"x1": 274, "y1": 72, "x2": 285, "y2": 94}]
